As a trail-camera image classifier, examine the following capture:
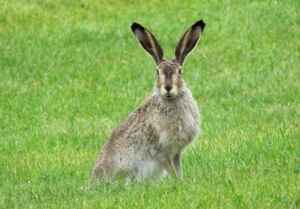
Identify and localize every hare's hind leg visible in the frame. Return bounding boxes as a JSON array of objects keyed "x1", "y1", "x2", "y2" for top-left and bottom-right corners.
[
  {"x1": 134, "y1": 160, "x2": 163, "y2": 181},
  {"x1": 90, "y1": 163, "x2": 113, "y2": 184}
]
